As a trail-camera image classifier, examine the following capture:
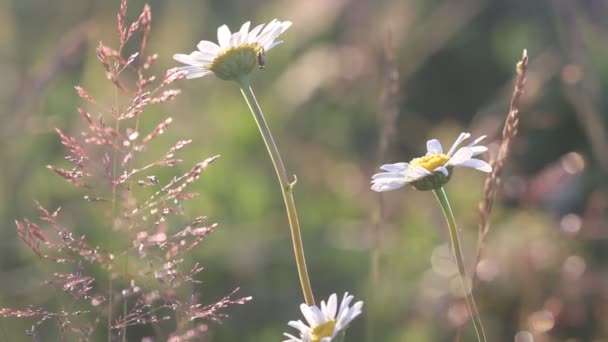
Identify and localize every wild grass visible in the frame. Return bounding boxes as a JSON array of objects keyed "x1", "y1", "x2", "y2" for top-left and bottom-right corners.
[{"x1": 2, "y1": 1, "x2": 250, "y2": 341}]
